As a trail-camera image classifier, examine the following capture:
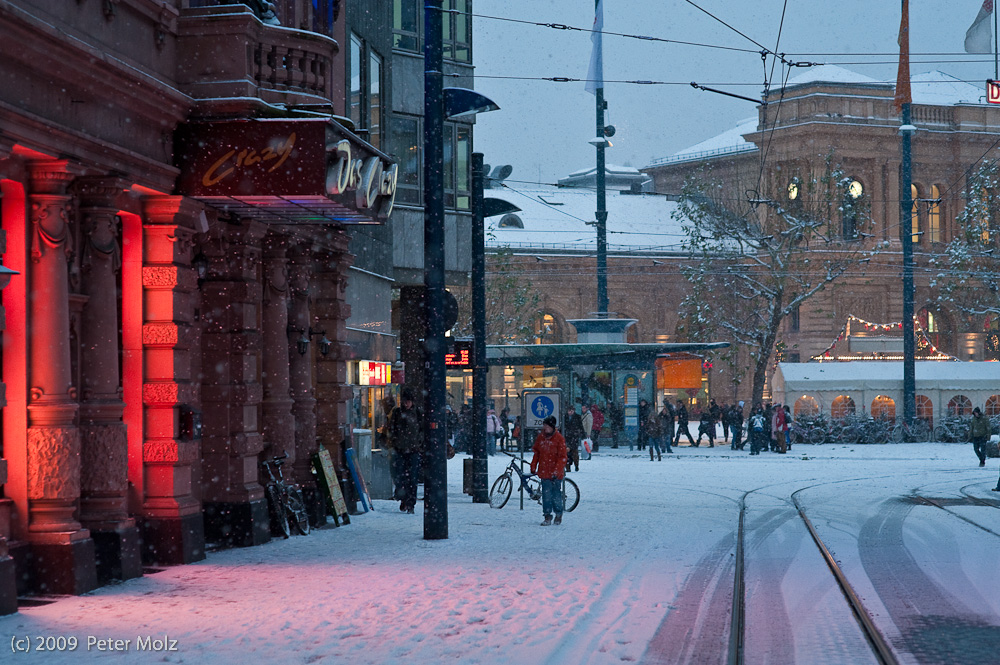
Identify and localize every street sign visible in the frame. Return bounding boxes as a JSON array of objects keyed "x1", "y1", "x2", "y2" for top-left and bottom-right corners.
[
  {"x1": 988, "y1": 80, "x2": 1000, "y2": 104},
  {"x1": 522, "y1": 390, "x2": 561, "y2": 429}
]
